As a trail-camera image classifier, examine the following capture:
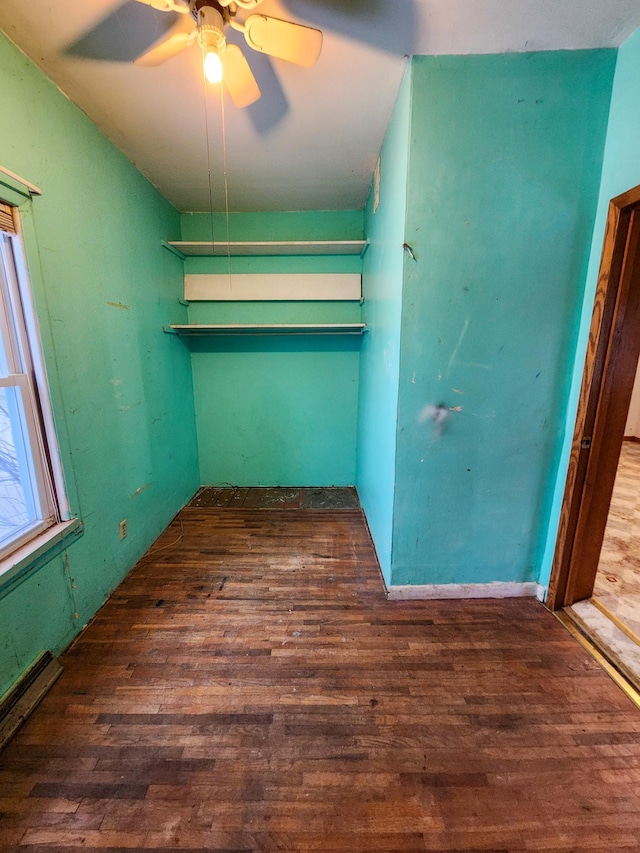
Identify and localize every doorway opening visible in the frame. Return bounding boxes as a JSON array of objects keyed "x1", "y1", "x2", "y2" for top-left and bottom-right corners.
[
  {"x1": 548, "y1": 183, "x2": 640, "y2": 684},
  {"x1": 569, "y1": 433, "x2": 640, "y2": 684}
]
